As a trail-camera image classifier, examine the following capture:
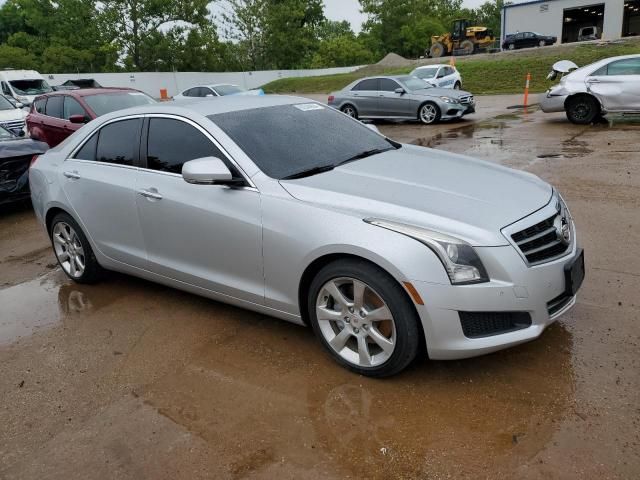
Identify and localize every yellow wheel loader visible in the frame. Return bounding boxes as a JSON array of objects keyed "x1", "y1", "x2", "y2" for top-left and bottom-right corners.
[{"x1": 429, "y1": 19, "x2": 496, "y2": 58}]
